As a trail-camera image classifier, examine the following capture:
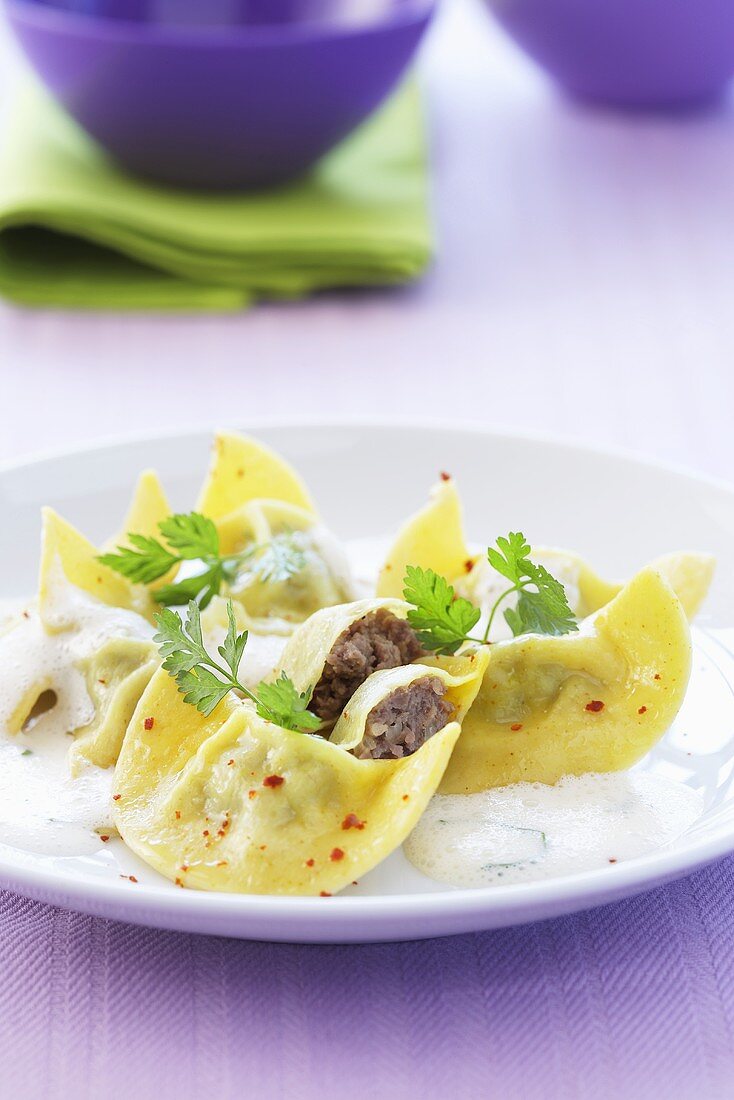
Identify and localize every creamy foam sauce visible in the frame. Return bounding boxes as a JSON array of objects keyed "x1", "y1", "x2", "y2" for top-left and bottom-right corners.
[
  {"x1": 0, "y1": 566, "x2": 154, "y2": 739},
  {"x1": 404, "y1": 772, "x2": 703, "y2": 888},
  {"x1": 0, "y1": 573, "x2": 154, "y2": 856}
]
